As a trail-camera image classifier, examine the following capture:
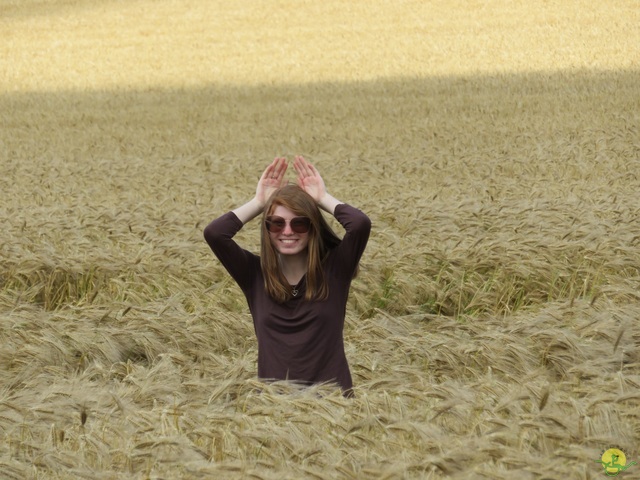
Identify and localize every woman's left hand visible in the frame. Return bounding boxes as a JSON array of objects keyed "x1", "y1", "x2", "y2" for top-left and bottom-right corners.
[{"x1": 293, "y1": 156, "x2": 327, "y2": 203}]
